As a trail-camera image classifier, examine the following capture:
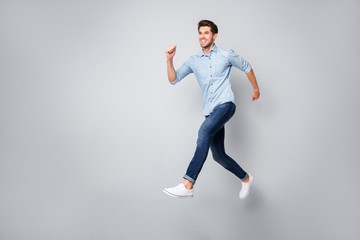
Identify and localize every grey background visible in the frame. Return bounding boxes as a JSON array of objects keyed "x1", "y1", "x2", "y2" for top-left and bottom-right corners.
[{"x1": 1, "y1": 0, "x2": 359, "y2": 239}]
